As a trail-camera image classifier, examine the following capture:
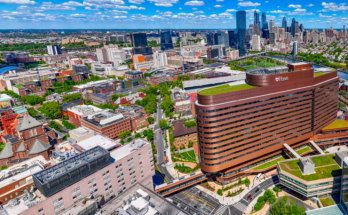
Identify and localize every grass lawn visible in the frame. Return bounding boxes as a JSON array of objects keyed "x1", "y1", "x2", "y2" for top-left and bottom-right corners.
[
  {"x1": 199, "y1": 83, "x2": 258, "y2": 95},
  {"x1": 296, "y1": 147, "x2": 312, "y2": 155},
  {"x1": 279, "y1": 155, "x2": 342, "y2": 181},
  {"x1": 252, "y1": 157, "x2": 287, "y2": 170},
  {"x1": 257, "y1": 62, "x2": 276, "y2": 67},
  {"x1": 314, "y1": 72, "x2": 326, "y2": 77},
  {"x1": 320, "y1": 197, "x2": 337, "y2": 207},
  {"x1": 0, "y1": 143, "x2": 5, "y2": 153},
  {"x1": 187, "y1": 150, "x2": 196, "y2": 159},
  {"x1": 323, "y1": 119, "x2": 348, "y2": 130},
  {"x1": 243, "y1": 65, "x2": 259, "y2": 69}
]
